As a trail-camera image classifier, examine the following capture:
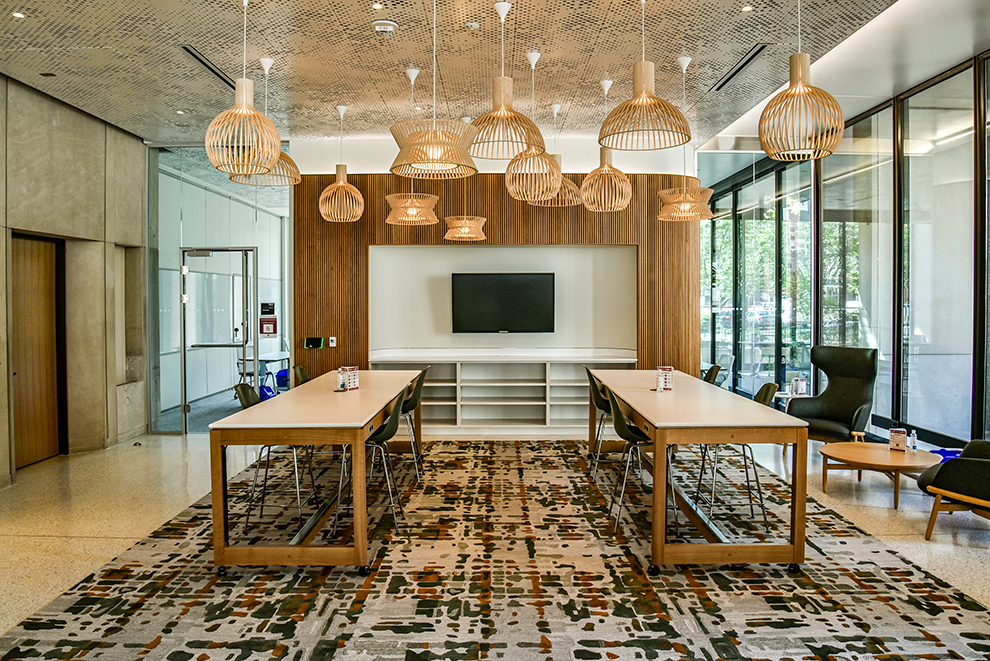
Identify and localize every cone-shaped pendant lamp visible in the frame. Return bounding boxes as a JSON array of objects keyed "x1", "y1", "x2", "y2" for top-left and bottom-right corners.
[
  {"x1": 581, "y1": 147, "x2": 632, "y2": 212},
  {"x1": 598, "y1": 0, "x2": 690, "y2": 151},
  {"x1": 319, "y1": 106, "x2": 365, "y2": 222},
  {"x1": 758, "y1": 0, "x2": 843, "y2": 161},
  {"x1": 528, "y1": 104, "x2": 581, "y2": 208},
  {"x1": 657, "y1": 56, "x2": 713, "y2": 221},
  {"x1": 505, "y1": 52, "x2": 561, "y2": 201},
  {"x1": 390, "y1": 0, "x2": 478, "y2": 179},
  {"x1": 470, "y1": 2, "x2": 545, "y2": 160},
  {"x1": 230, "y1": 58, "x2": 301, "y2": 186},
  {"x1": 205, "y1": 0, "x2": 281, "y2": 175},
  {"x1": 445, "y1": 178, "x2": 486, "y2": 241}
]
